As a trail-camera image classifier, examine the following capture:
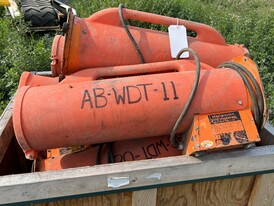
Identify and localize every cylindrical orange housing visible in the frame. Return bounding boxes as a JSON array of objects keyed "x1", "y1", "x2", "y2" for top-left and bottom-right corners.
[
  {"x1": 51, "y1": 8, "x2": 248, "y2": 76},
  {"x1": 13, "y1": 60, "x2": 250, "y2": 159},
  {"x1": 18, "y1": 72, "x2": 59, "y2": 88},
  {"x1": 37, "y1": 136, "x2": 182, "y2": 171}
]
